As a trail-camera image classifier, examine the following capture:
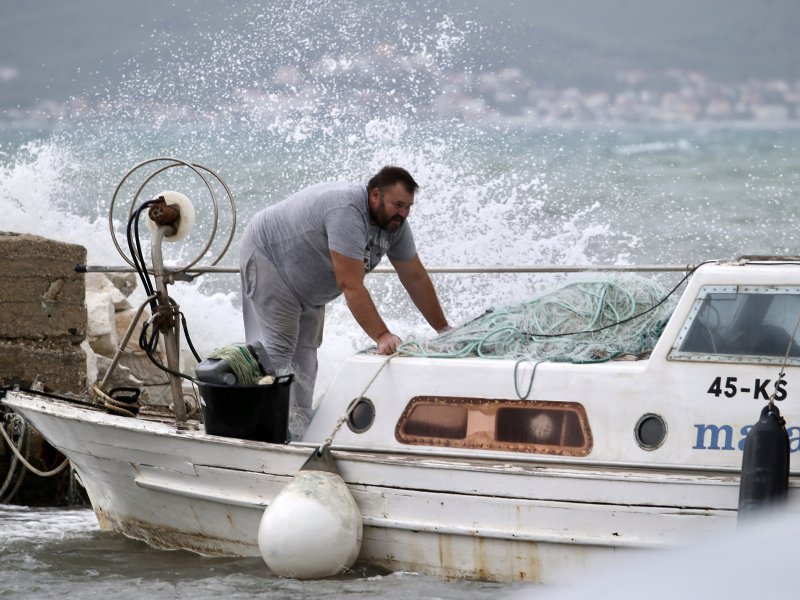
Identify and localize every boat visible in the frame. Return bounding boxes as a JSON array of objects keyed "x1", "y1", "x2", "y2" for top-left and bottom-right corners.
[{"x1": 3, "y1": 159, "x2": 800, "y2": 584}]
